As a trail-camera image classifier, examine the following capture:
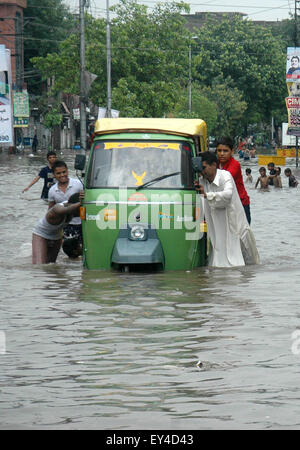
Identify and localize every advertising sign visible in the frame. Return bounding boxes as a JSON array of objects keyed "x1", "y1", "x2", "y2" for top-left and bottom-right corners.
[
  {"x1": 285, "y1": 97, "x2": 300, "y2": 136},
  {"x1": 0, "y1": 45, "x2": 13, "y2": 144},
  {"x1": 286, "y1": 47, "x2": 300, "y2": 82},
  {"x1": 13, "y1": 92, "x2": 30, "y2": 117}
]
